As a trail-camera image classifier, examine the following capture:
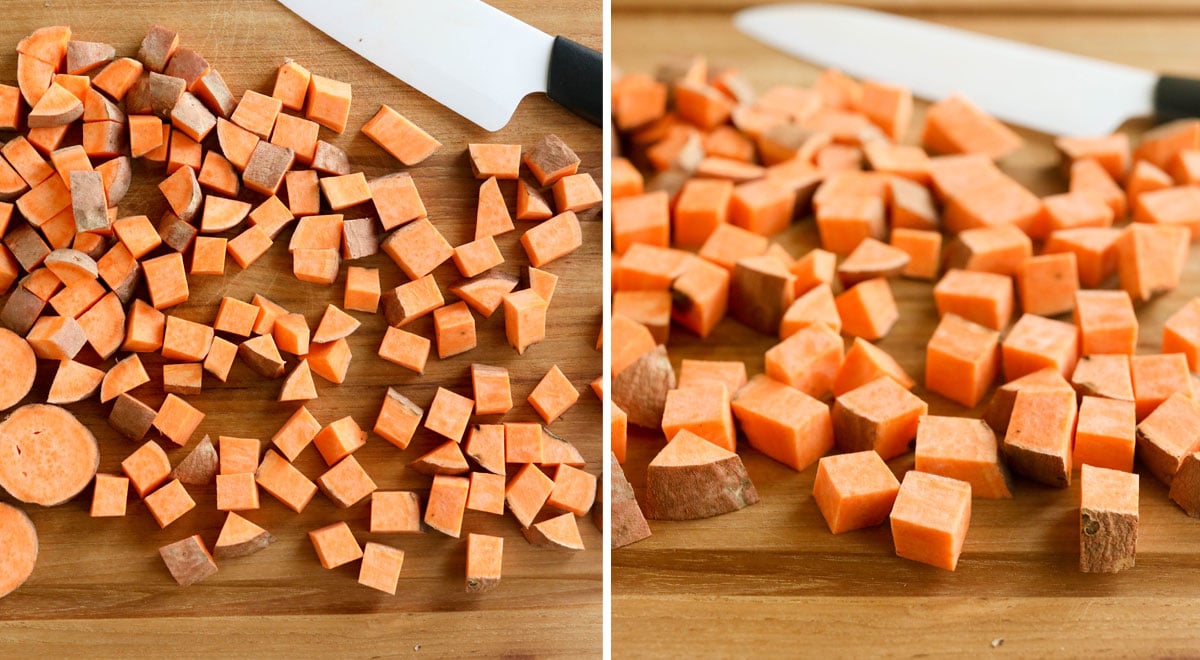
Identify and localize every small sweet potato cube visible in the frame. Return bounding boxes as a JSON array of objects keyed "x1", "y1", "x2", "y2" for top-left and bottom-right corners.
[
  {"x1": 1079, "y1": 464, "x2": 1138, "y2": 573},
  {"x1": 375, "y1": 388, "x2": 423, "y2": 450},
  {"x1": 933, "y1": 269, "x2": 1012, "y2": 331},
  {"x1": 730, "y1": 374, "x2": 833, "y2": 471},
  {"x1": 144, "y1": 479, "x2": 196, "y2": 528},
  {"x1": 305, "y1": 73, "x2": 351, "y2": 133},
  {"x1": 1003, "y1": 388, "x2": 1077, "y2": 487},
  {"x1": 890, "y1": 471, "x2": 972, "y2": 571},
  {"x1": 318, "y1": 455, "x2": 377, "y2": 508},
  {"x1": 925, "y1": 314, "x2": 999, "y2": 408},
  {"x1": 358, "y1": 542, "x2": 404, "y2": 595},
  {"x1": 813, "y1": 450, "x2": 900, "y2": 533},
  {"x1": 982, "y1": 368, "x2": 1073, "y2": 435},
  {"x1": 912, "y1": 416, "x2": 1010, "y2": 503},
  {"x1": 730, "y1": 254, "x2": 795, "y2": 335},
  {"x1": 159, "y1": 535, "x2": 217, "y2": 587},
  {"x1": 833, "y1": 377, "x2": 928, "y2": 460},
  {"x1": 673, "y1": 178, "x2": 733, "y2": 247},
  {"x1": 90, "y1": 473, "x2": 129, "y2": 517},
  {"x1": 1169, "y1": 452, "x2": 1200, "y2": 517},
  {"x1": 466, "y1": 533, "x2": 503, "y2": 593},
  {"x1": 729, "y1": 178, "x2": 795, "y2": 237},
  {"x1": 1117, "y1": 223, "x2": 1188, "y2": 302},
  {"x1": 312, "y1": 415, "x2": 366, "y2": 466},
  {"x1": 505, "y1": 464, "x2": 554, "y2": 528},
  {"x1": 1071, "y1": 354, "x2": 1133, "y2": 402},
  {"x1": 213, "y1": 296, "x2": 258, "y2": 337},
  {"x1": 465, "y1": 425, "x2": 506, "y2": 476},
  {"x1": 433, "y1": 301, "x2": 476, "y2": 359},
  {"x1": 833, "y1": 337, "x2": 914, "y2": 397},
  {"x1": 425, "y1": 474, "x2": 470, "y2": 538},
  {"x1": 1016, "y1": 253, "x2": 1078, "y2": 317},
  {"x1": 152, "y1": 394, "x2": 204, "y2": 446},
  {"x1": 1074, "y1": 396, "x2": 1136, "y2": 473},
  {"x1": 835, "y1": 277, "x2": 898, "y2": 340},
  {"x1": 256, "y1": 450, "x2": 317, "y2": 513},
  {"x1": 216, "y1": 472, "x2": 259, "y2": 511},
  {"x1": 466, "y1": 471, "x2": 506, "y2": 515},
  {"x1": 121, "y1": 440, "x2": 171, "y2": 497},
  {"x1": 218, "y1": 436, "x2": 260, "y2": 475},
  {"x1": 528, "y1": 365, "x2": 579, "y2": 425},
  {"x1": 1163, "y1": 297, "x2": 1200, "y2": 372},
  {"x1": 271, "y1": 406, "x2": 320, "y2": 462},
  {"x1": 471, "y1": 364, "x2": 512, "y2": 416},
  {"x1": 779, "y1": 283, "x2": 840, "y2": 339},
  {"x1": 546, "y1": 464, "x2": 596, "y2": 517},
  {"x1": 425, "y1": 387, "x2": 474, "y2": 442},
  {"x1": 1002, "y1": 314, "x2": 1079, "y2": 382},
  {"x1": 763, "y1": 321, "x2": 843, "y2": 400},
  {"x1": 371, "y1": 491, "x2": 422, "y2": 533},
  {"x1": 1073, "y1": 289, "x2": 1137, "y2": 356},
  {"x1": 309, "y1": 521, "x2": 362, "y2": 569},
  {"x1": 504, "y1": 422, "x2": 544, "y2": 464},
  {"x1": 1131, "y1": 354, "x2": 1194, "y2": 420},
  {"x1": 380, "y1": 218, "x2": 452, "y2": 280},
  {"x1": 1136, "y1": 392, "x2": 1200, "y2": 485},
  {"x1": 815, "y1": 194, "x2": 886, "y2": 256},
  {"x1": 644, "y1": 430, "x2": 759, "y2": 520},
  {"x1": 503, "y1": 289, "x2": 547, "y2": 354},
  {"x1": 661, "y1": 382, "x2": 735, "y2": 452}
]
